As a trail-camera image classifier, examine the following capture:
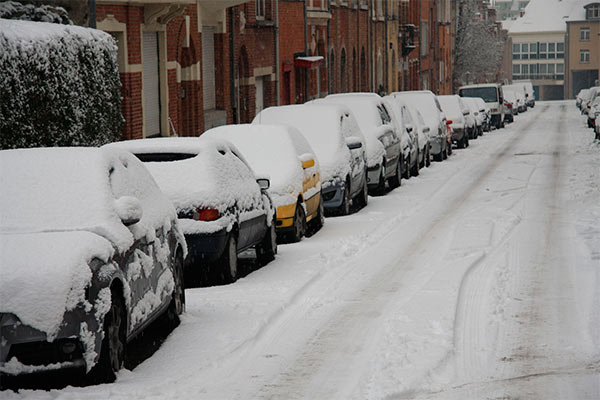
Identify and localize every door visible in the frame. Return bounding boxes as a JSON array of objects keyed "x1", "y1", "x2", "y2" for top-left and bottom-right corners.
[{"x1": 143, "y1": 32, "x2": 161, "y2": 137}]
